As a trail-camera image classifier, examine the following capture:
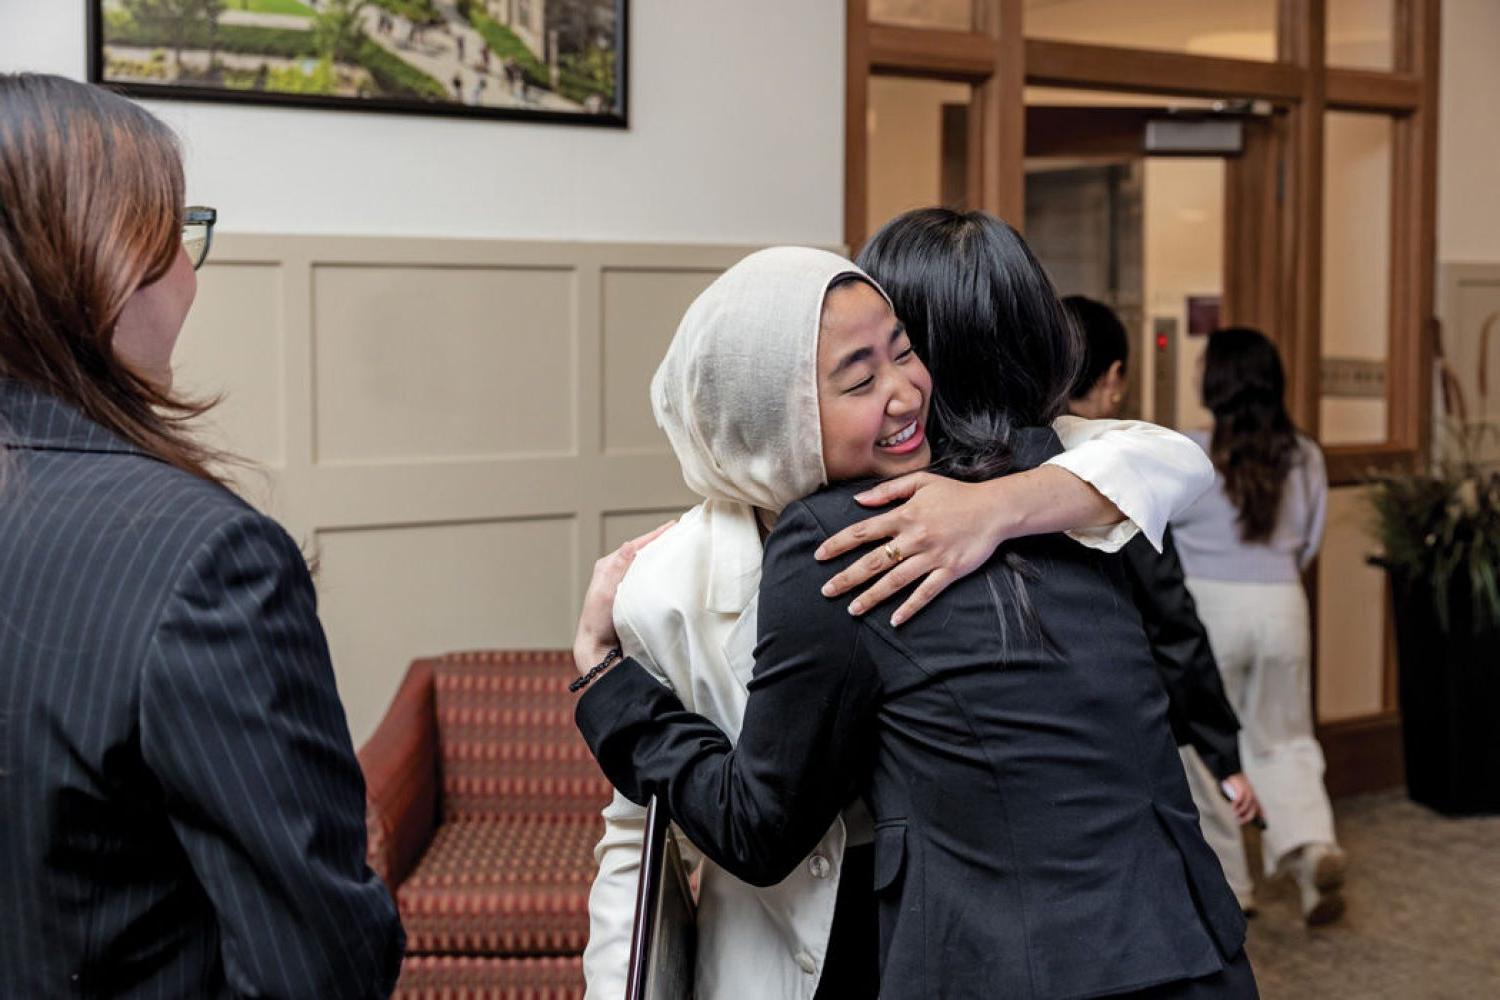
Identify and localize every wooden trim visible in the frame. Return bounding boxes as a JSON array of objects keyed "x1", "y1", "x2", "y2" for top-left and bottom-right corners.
[
  {"x1": 1324, "y1": 442, "x2": 1418, "y2": 484},
  {"x1": 1025, "y1": 107, "x2": 1155, "y2": 159},
  {"x1": 1223, "y1": 116, "x2": 1287, "y2": 337},
  {"x1": 965, "y1": 98, "x2": 986, "y2": 212},
  {"x1": 1279, "y1": 0, "x2": 1326, "y2": 438},
  {"x1": 868, "y1": 24, "x2": 998, "y2": 80},
  {"x1": 845, "y1": 0, "x2": 871, "y2": 253},
  {"x1": 1406, "y1": 0, "x2": 1440, "y2": 464},
  {"x1": 1024, "y1": 39, "x2": 1304, "y2": 101},
  {"x1": 1318, "y1": 712, "x2": 1405, "y2": 798},
  {"x1": 1325, "y1": 68, "x2": 1421, "y2": 111},
  {"x1": 990, "y1": 0, "x2": 1024, "y2": 224}
]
